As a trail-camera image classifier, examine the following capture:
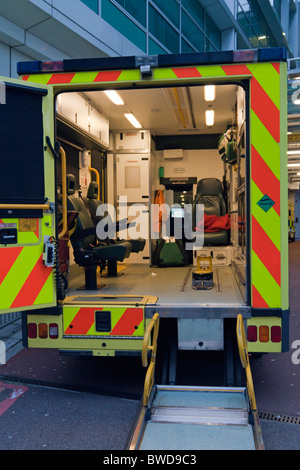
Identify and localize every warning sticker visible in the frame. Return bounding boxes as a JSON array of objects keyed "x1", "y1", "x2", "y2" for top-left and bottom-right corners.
[
  {"x1": 257, "y1": 195, "x2": 275, "y2": 213},
  {"x1": 19, "y1": 219, "x2": 38, "y2": 232}
]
